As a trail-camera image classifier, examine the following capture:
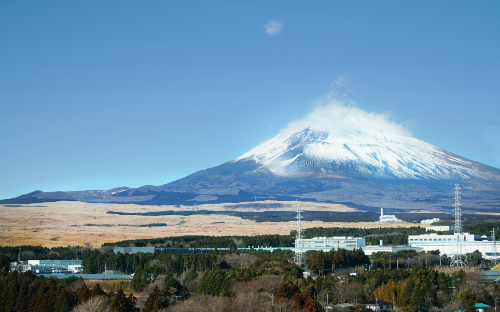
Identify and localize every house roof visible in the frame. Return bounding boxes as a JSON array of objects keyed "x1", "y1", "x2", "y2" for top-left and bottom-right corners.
[
  {"x1": 455, "y1": 303, "x2": 492, "y2": 312},
  {"x1": 362, "y1": 299, "x2": 392, "y2": 305},
  {"x1": 475, "y1": 303, "x2": 491, "y2": 308}
]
